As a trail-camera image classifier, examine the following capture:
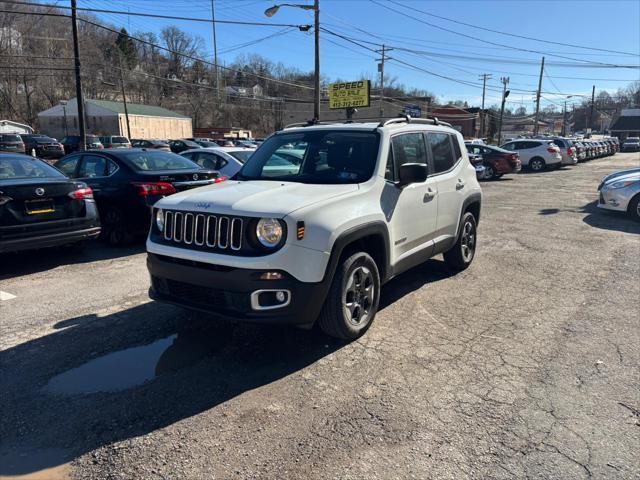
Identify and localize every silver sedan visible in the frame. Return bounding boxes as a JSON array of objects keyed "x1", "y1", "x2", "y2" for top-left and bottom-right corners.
[{"x1": 597, "y1": 167, "x2": 640, "y2": 221}]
